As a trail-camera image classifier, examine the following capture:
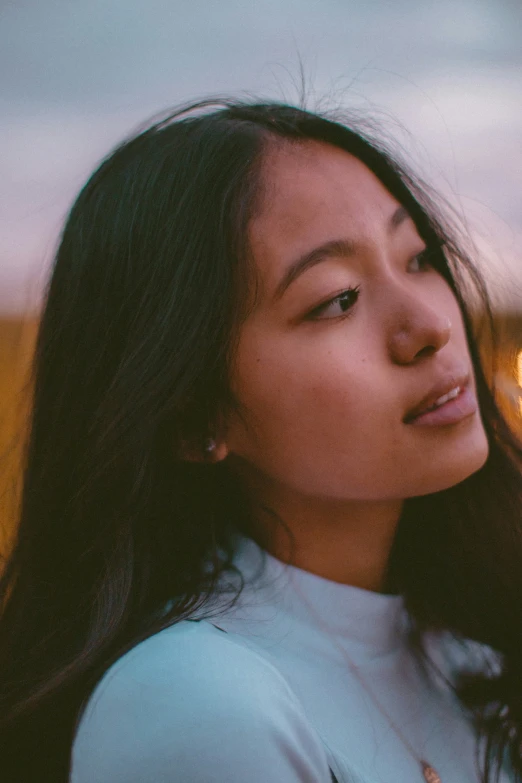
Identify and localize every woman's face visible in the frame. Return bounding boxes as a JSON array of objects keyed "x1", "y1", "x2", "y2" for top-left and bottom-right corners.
[{"x1": 224, "y1": 140, "x2": 489, "y2": 502}]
